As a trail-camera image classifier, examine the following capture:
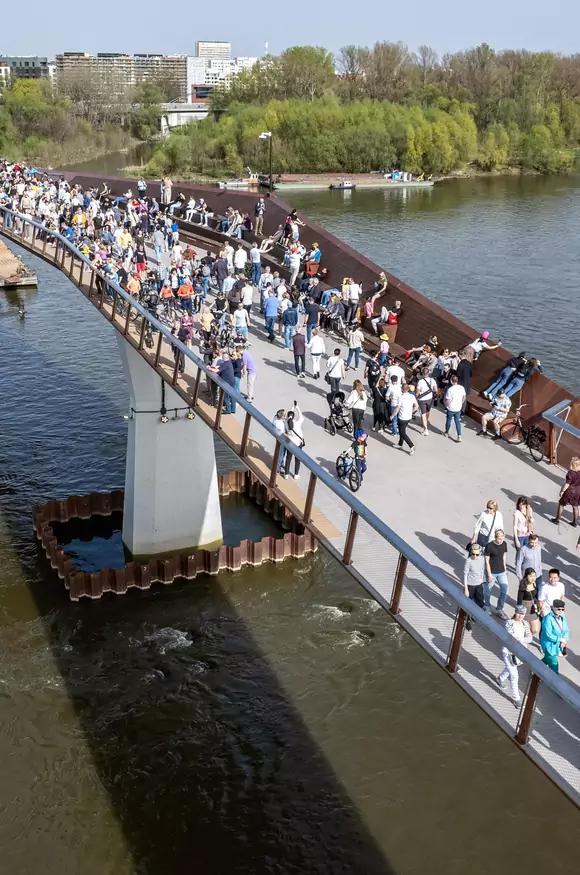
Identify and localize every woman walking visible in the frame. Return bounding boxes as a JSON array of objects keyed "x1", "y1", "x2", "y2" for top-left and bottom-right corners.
[
  {"x1": 463, "y1": 542, "x2": 485, "y2": 631},
  {"x1": 471, "y1": 500, "x2": 504, "y2": 549},
  {"x1": 371, "y1": 377, "x2": 389, "y2": 432},
  {"x1": 513, "y1": 495, "x2": 535, "y2": 562},
  {"x1": 325, "y1": 348, "x2": 346, "y2": 396},
  {"x1": 517, "y1": 568, "x2": 541, "y2": 637},
  {"x1": 551, "y1": 457, "x2": 580, "y2": 527},
  {"x1": 283, "y1": 403, "x2": 305, "y2": 480},
  {"x1": 346, "y1": 380, "x2": 368, "y2": 433},
  {"x1": 393, "y1": 385, "x2": 419, "y2": 455},
  {"x1": 496, "y1": 605, "x2": 533, "y2": 708}
]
